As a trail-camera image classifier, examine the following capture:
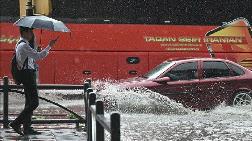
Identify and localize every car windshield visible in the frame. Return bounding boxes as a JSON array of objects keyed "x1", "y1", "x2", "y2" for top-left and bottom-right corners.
[{"x1": 143, "y1": 61, "x2": 174, "y2": 79}]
